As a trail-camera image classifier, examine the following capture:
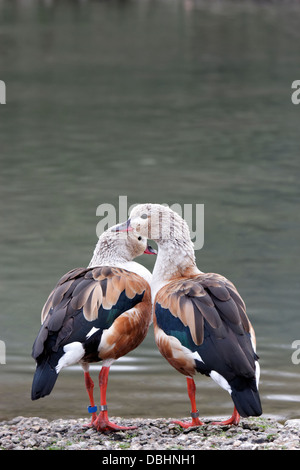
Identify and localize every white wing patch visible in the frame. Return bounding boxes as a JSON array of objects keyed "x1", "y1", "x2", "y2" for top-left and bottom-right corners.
[
  {"x1": 86, "y1": 327, "x2": 100, "y2": 339},
  {"x1": 210, "y1": 370, "x2": 232, "y2": 394},
  {"x1": 56, "y1": 342, "x2": 85, "y2": 374}
]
